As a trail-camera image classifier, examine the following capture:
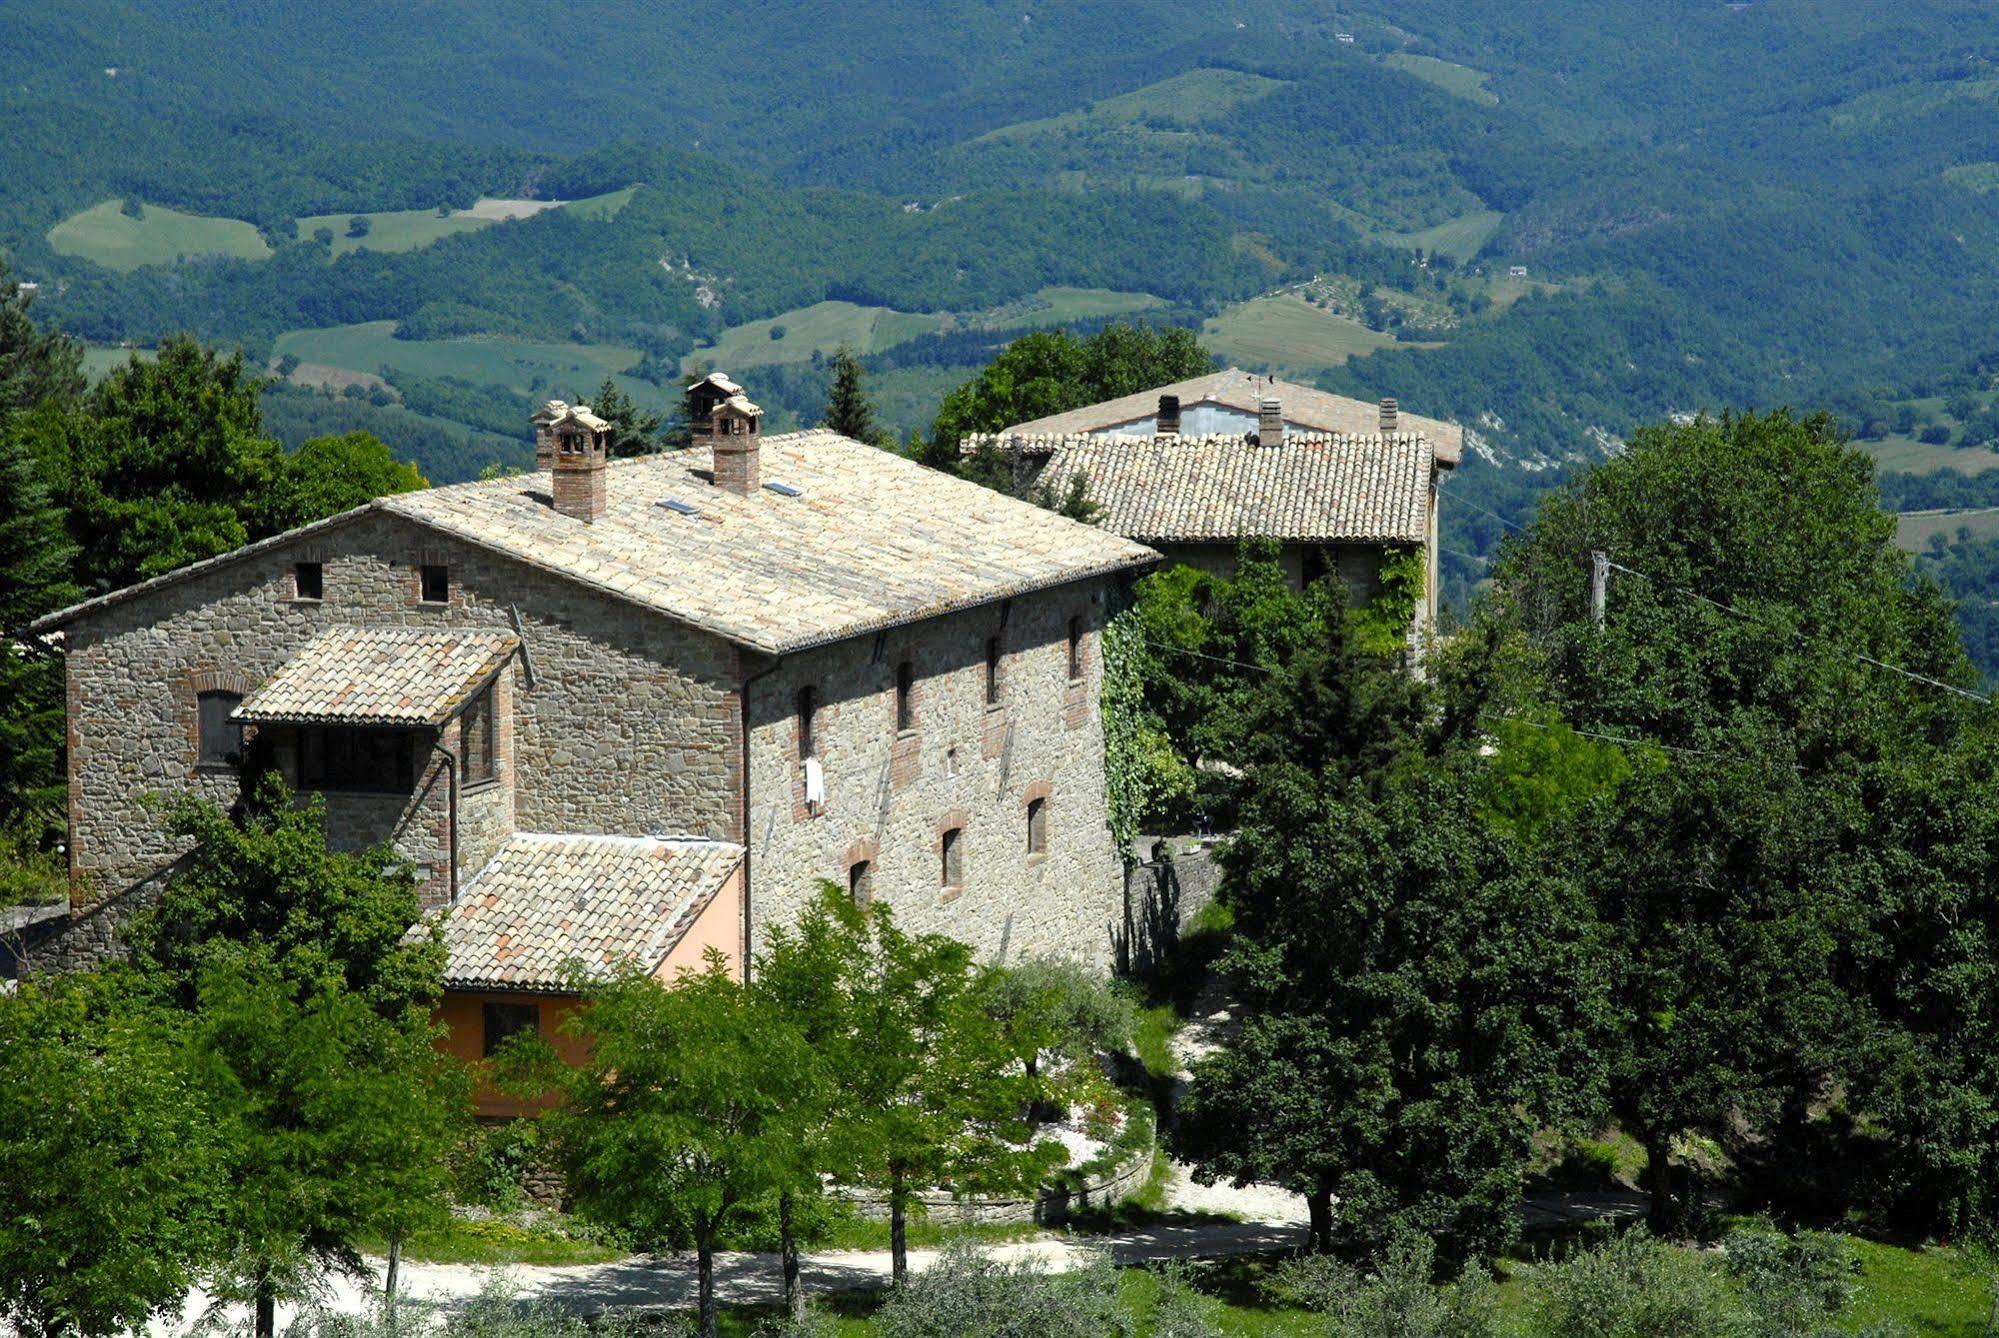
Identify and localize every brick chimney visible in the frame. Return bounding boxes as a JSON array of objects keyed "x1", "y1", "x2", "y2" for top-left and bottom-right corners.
[
  {"x1": 706, "y1": 393, "x2": 763, "y2": 495},
  {"x1": 532, "y1": 399, "x2": 568, "y2": 471},
  {"x1": 549, "y1": 404, "x2": 609, "y2": 522},
  {"x1": 1380, "y1": 397, "x2": 1399, "y2": 435},
  {"x1": 1258, "y1": 397, "x2": 1284, "y2": 447},
  {"x1": 1157, "y1": 394, "x2": 1181, "y2": 436}
]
